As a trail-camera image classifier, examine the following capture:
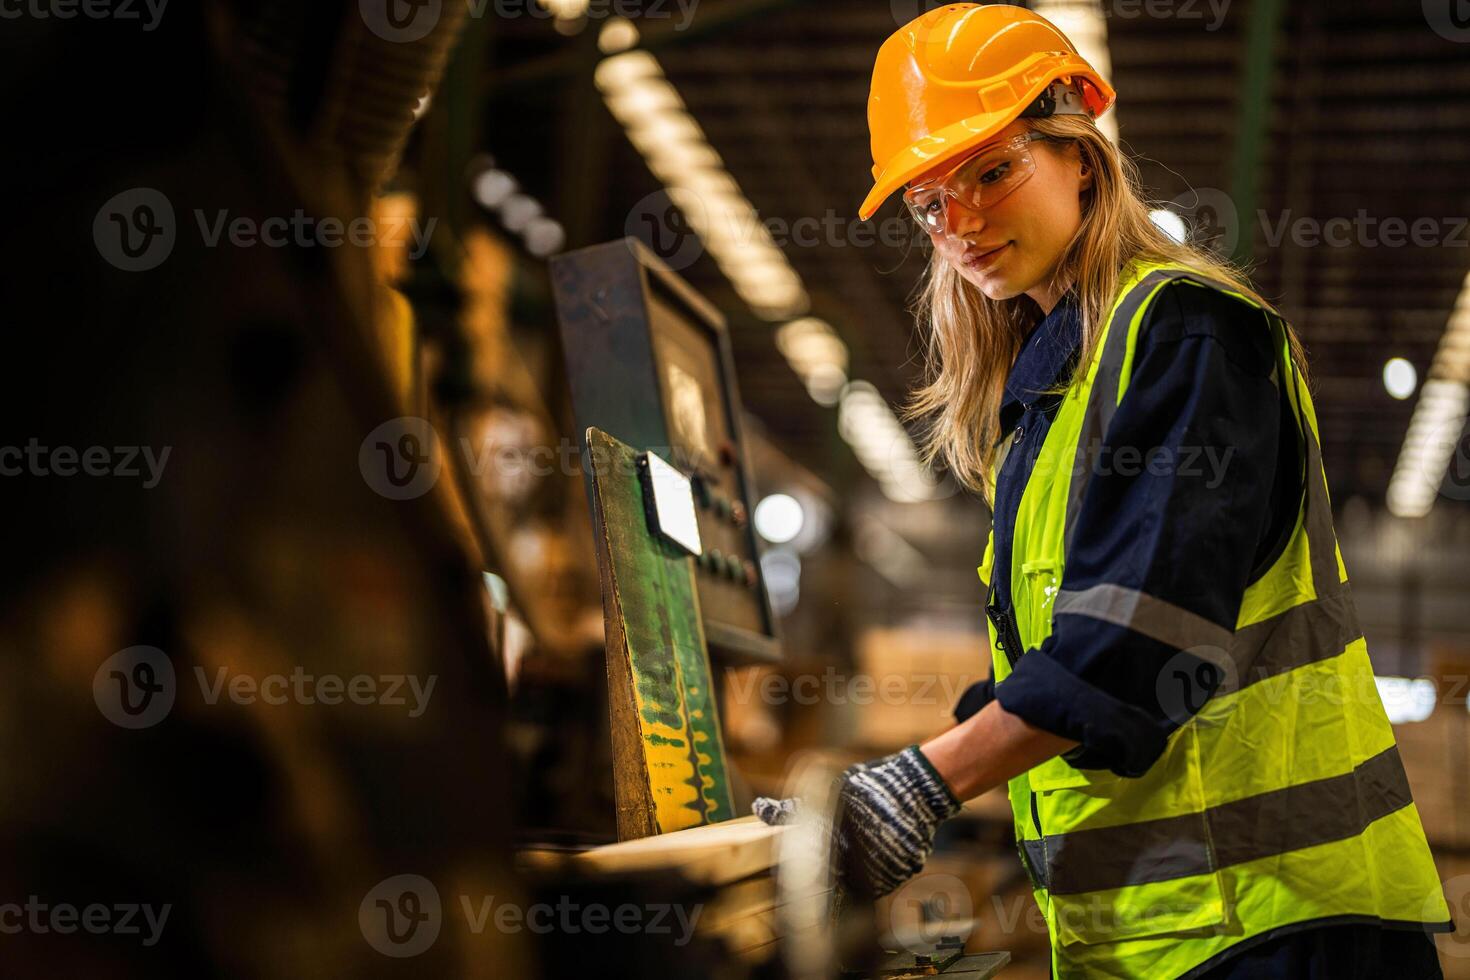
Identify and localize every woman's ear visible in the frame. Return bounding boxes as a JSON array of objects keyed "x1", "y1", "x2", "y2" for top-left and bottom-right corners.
[{"x1": 1078, "y1": 161, "x2": 1094, "y2": 192}]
